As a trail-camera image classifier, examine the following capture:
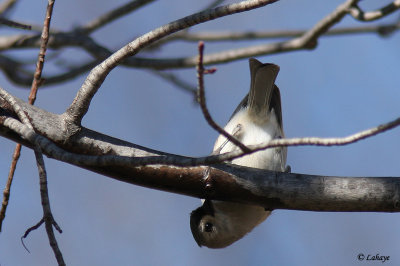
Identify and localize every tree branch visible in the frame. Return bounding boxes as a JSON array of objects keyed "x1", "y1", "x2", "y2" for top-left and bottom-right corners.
[
  {"x1": 129, "y1": 0, "x2": 360, "y2": 69},
  {"x1": 0, "y1": 55, "x2": 98, "y2": 87},
  {"x1": 149, "y1": 70, "x2": 197, "y2": 97},
  {"x1": 0, "y1": 144, "x2": 19, "y2": 232},
  {"x1": 0, "y1": 1, "x2": 65, "y2": 264},
  {"x1": 349, "y1": 0, "x2": 400, "y2": 22},
  {"x1": 33, "y1": 147, "x2": 65, "y2": 266},
  {"x1": 78, "y1": 0, "x2": 156, "y2": 34},
  {"x1": 1, "y1": 94, "x2": 400, "y2": 213},
  {"x1": 0, "y1": 18, "x2": 31, "y2": 30},
  {"x1": 0, "y1": 95, "x2": 66, "y2": 265},
  {"x1": 0, "y1": 0, "x2": 398, "y2": 89},
  {"x1": 0, "y1": 0, "x2": 17, "y2": 15},
  {"x1": 80, "y1": 0, "x2": 361, "y2": 70},
  {"x1": 65, "y1": 0, "x2": 278, "y2": 125},
  {"x1": 2, "y1": 92, "x2": 400, "y2": 167},
  {"x1": 1, "y1": 115, "x2": 400, "y2": 213},
  {"x1": 163, "y1": 22, "x2": 400, "y2": 42},
  {"x1": 0, "y1": 0, "x2": 53, "y2": 228}
]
